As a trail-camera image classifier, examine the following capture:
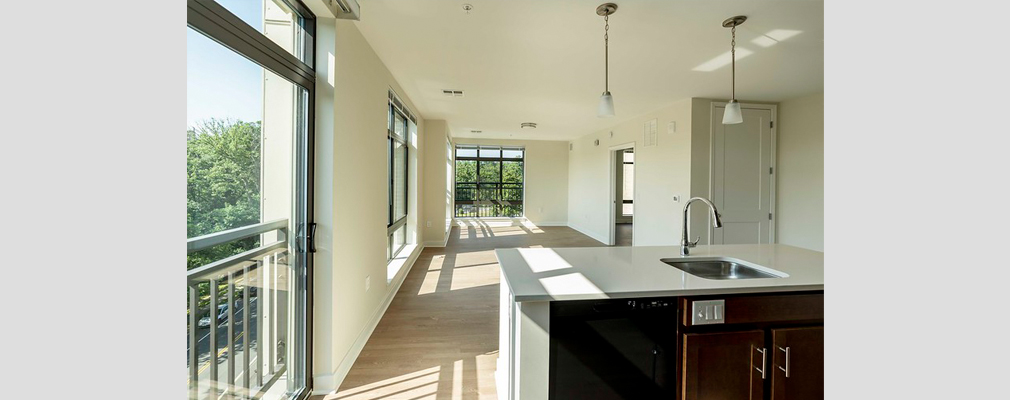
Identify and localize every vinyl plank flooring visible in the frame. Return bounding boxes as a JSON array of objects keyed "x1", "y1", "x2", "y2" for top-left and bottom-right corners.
[{"x1": 311, "y1": 220, "x2": 605, "y2": 400}]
